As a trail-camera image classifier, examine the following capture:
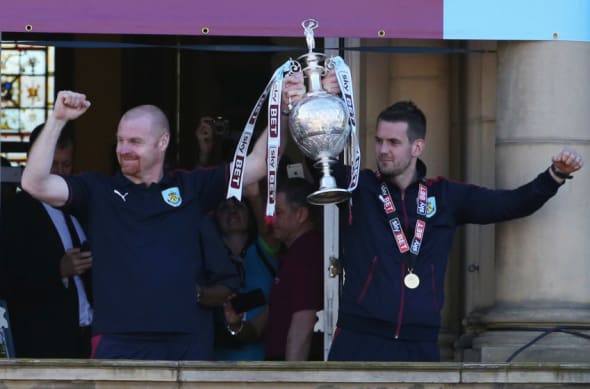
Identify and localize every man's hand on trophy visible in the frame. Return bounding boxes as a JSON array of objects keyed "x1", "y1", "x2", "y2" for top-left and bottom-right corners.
[
  {"x1": 282, "y1": 72, "x2": 305, "y2": 114},
  {"x1": 322, "y1": 70, "x2": 341, "y2": 95}
]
